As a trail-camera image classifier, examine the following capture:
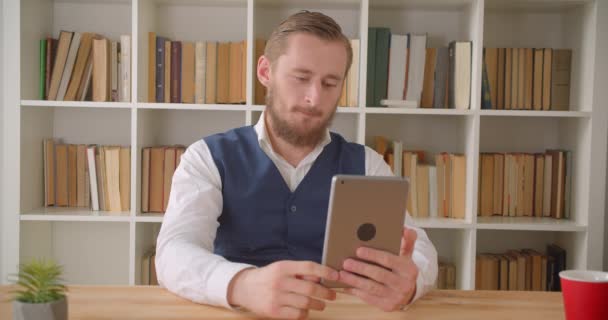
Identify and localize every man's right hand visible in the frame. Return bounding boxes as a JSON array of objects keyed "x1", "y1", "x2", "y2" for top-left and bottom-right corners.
[{"x1": 227, "y1": 261, "x2": 340, "y2": 320}]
